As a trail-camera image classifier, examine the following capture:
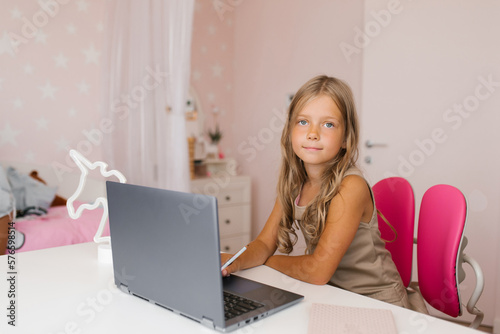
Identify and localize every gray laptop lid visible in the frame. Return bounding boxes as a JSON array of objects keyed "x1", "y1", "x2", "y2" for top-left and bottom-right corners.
[{"x1": 106, "y1": 181, "x2": 226, "y2": 328}]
